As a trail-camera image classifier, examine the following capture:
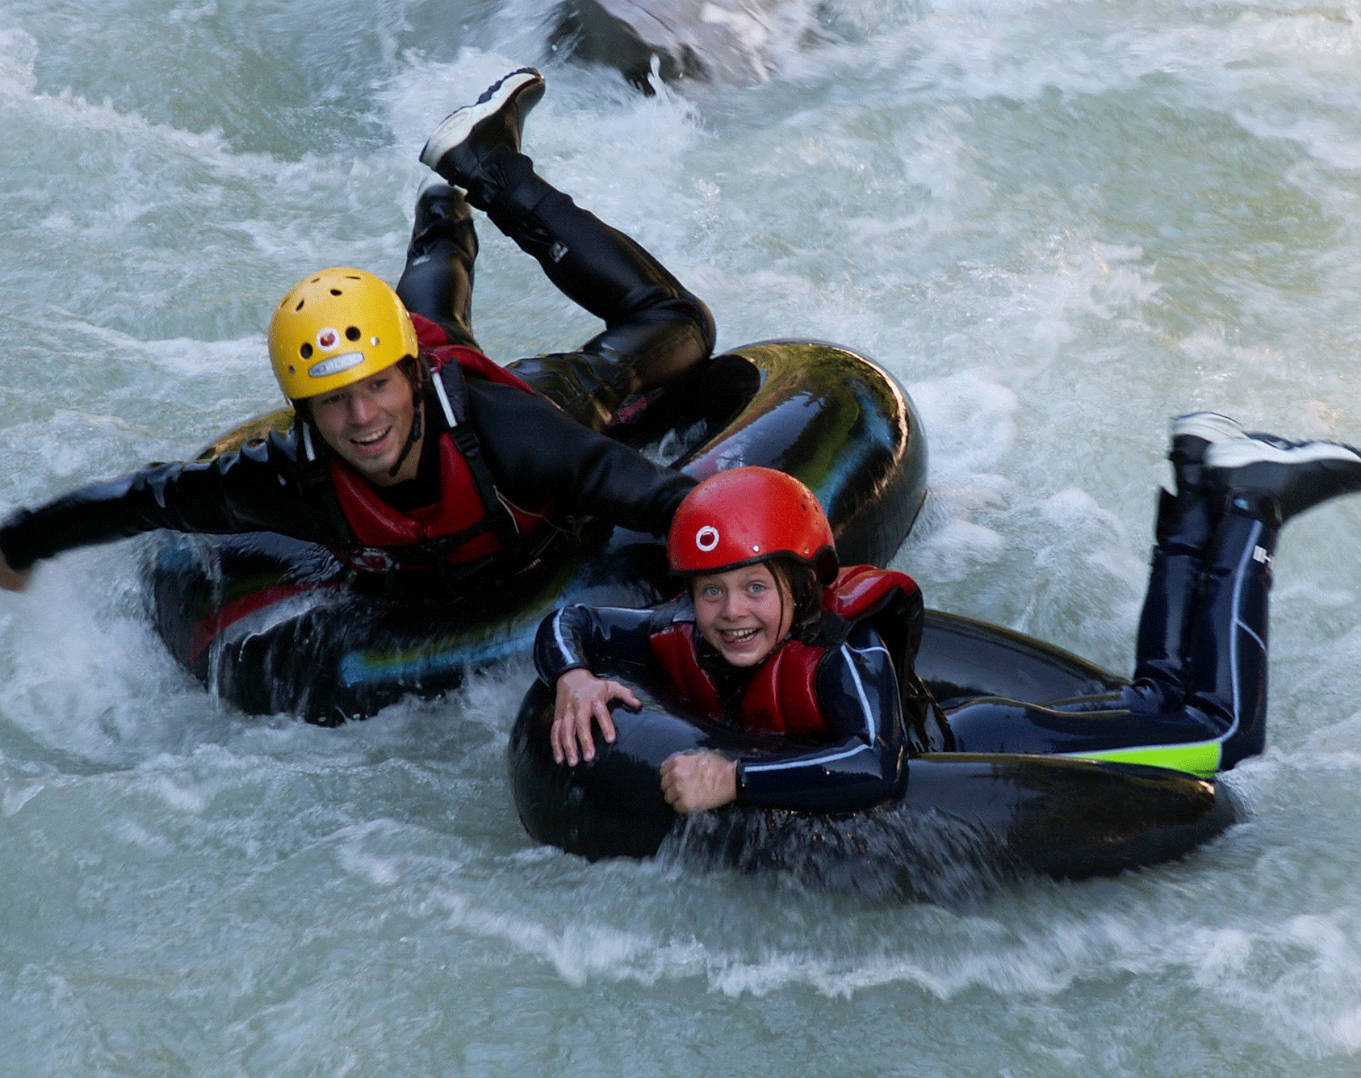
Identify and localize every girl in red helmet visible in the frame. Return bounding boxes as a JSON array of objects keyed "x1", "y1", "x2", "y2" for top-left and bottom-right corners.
[
  {"x1": 534, "y1": 466, "x2": 950, "y2": 813},
  {"x1": 535, "y1": 418, "x2": 1361, "y2": 816}
]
